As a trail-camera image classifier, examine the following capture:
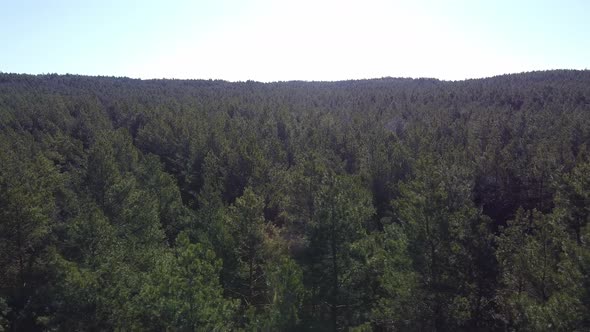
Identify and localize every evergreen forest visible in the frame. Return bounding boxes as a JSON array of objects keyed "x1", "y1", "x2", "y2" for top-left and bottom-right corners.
[{"x1": 1, "y1": 70, "x2": 590, "y2": 331}]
